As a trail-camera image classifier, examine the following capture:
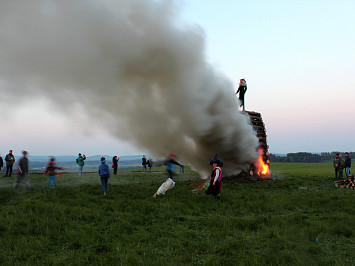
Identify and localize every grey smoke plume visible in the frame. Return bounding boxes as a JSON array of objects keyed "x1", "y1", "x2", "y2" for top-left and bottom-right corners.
[{"x1": 0, "y1": 0, "x2": 258, "y2": 176}]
